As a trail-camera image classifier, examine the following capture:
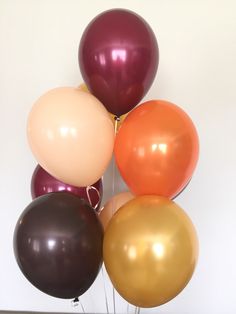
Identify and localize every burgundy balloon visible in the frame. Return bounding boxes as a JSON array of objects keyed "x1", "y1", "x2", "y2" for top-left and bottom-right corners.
[
  {"x1": 79, "y1": 9, "x2": 159, "y2": 117},
  {"x1": 31, "y1": 165, "x2": 103, "y2": 211},
  {"x1": 13, "y1": 192, "x2": 104, "y2": 299}
]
